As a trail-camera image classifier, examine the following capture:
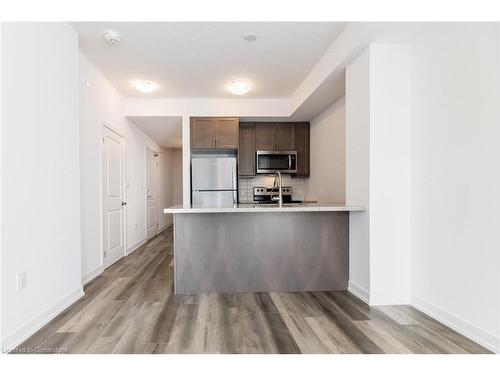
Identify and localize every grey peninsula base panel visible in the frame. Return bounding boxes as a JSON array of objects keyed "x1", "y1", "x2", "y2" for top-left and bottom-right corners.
[{"x1": 174, "y1": 212, "x2": 348, "y2": 294}]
